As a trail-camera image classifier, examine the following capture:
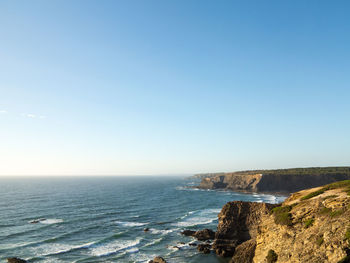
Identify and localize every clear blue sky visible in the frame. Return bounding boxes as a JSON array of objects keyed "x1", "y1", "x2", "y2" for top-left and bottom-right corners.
[{"x1": 1, "y1": 0, "x2": 349, "y2": 175}]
